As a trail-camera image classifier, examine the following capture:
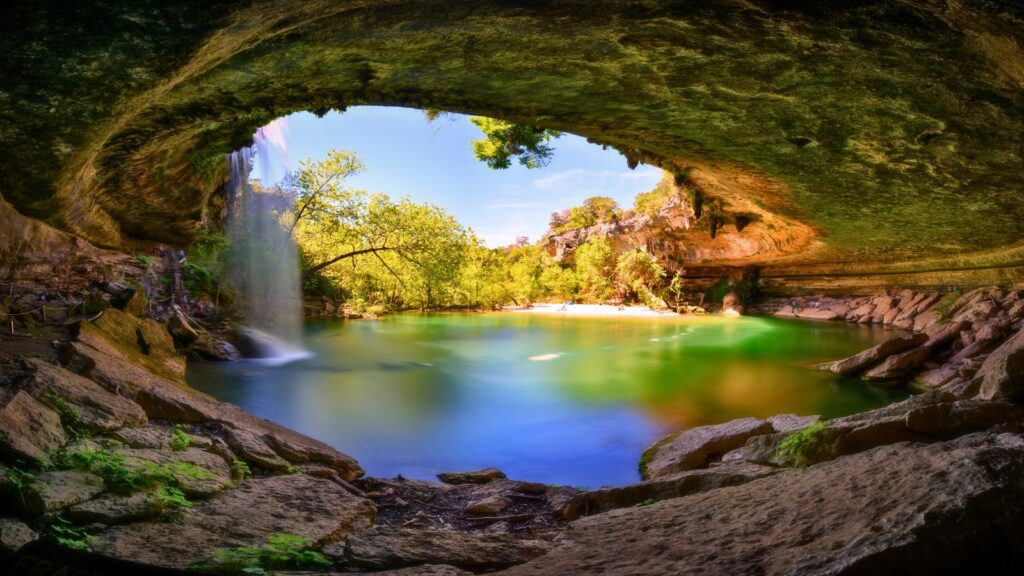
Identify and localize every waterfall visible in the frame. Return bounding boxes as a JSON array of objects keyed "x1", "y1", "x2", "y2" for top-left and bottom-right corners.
[{"x1": 224, "y1": 124, "x2": 310, "y2": 365}]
